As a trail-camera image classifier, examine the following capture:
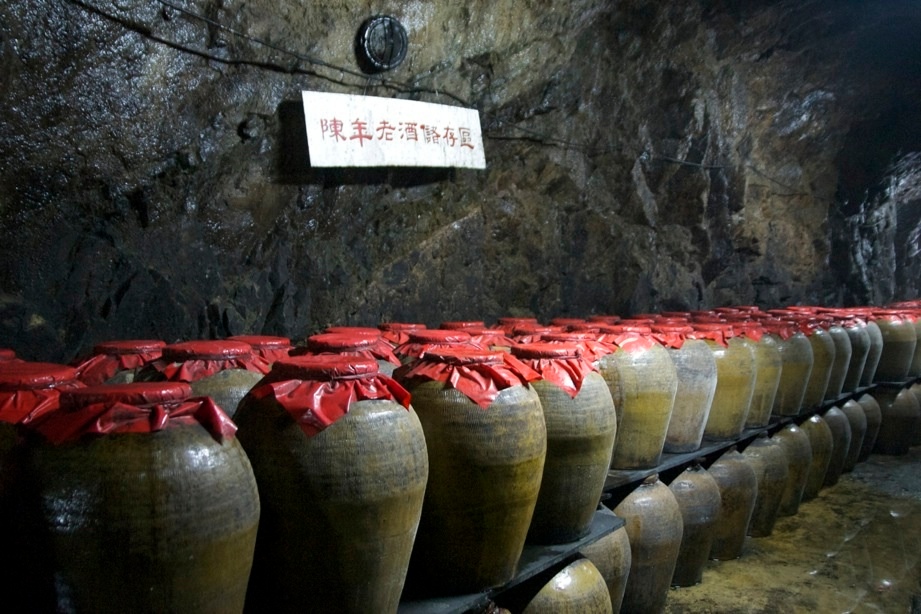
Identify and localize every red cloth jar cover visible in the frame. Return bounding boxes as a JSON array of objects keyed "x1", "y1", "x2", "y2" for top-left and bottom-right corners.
[
  {"x1": 0, "y1": 362, "x2": 83, "y2": 425},
  {"x1": 147, "y1": 340, "x2": 271, "y2": 382},
  {"x1": 227, "y1": 335, "x2": 293, "y2": 362},
  {"x1": 247, "y1": 356, "x2": 411, "y2": 437},
  {"x1": 395, "y1": 348, "x2": 540, "y2": 409},
  {"x1": 393, "y1": 329, "x2": 485, "y2": 360},
  {"x1": 28, "y1": 382, "x2": 236, "y2": 445},
  {"x1": 73, "y1": 339, "x2": 166, "y2": 386},
  {"x1": 510, "y1": 343, "x2": 597, "y2": 398},
  {"x1": 297, "y1": 332, "x2": 401, "y2": 366},
  {"x1": 378, "y1": 322, "x2": 427, "y2": 345},
  {"x1": 540, "y1": 332, "x2": 616, "y2": 362}
]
